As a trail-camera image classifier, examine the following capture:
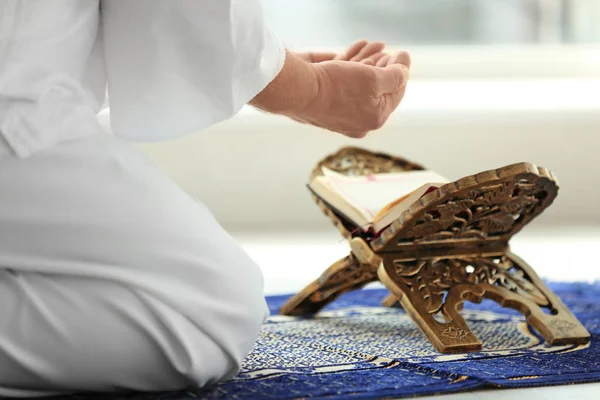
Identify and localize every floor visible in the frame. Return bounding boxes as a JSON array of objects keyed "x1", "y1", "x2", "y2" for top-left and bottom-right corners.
[{"x1": 234, "y1": 226, "x2": 600, "y2": 400}]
